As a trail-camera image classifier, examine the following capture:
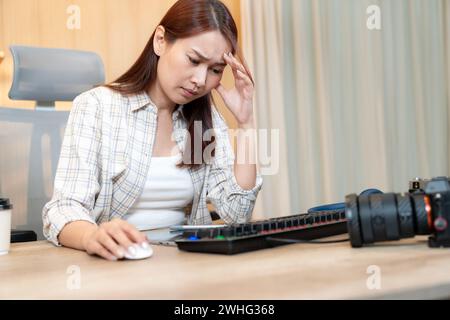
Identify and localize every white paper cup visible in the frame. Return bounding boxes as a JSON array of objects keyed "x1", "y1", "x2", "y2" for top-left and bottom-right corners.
[{"x1": 0, "y1": 199, "x2": 12, "y2": 255}]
